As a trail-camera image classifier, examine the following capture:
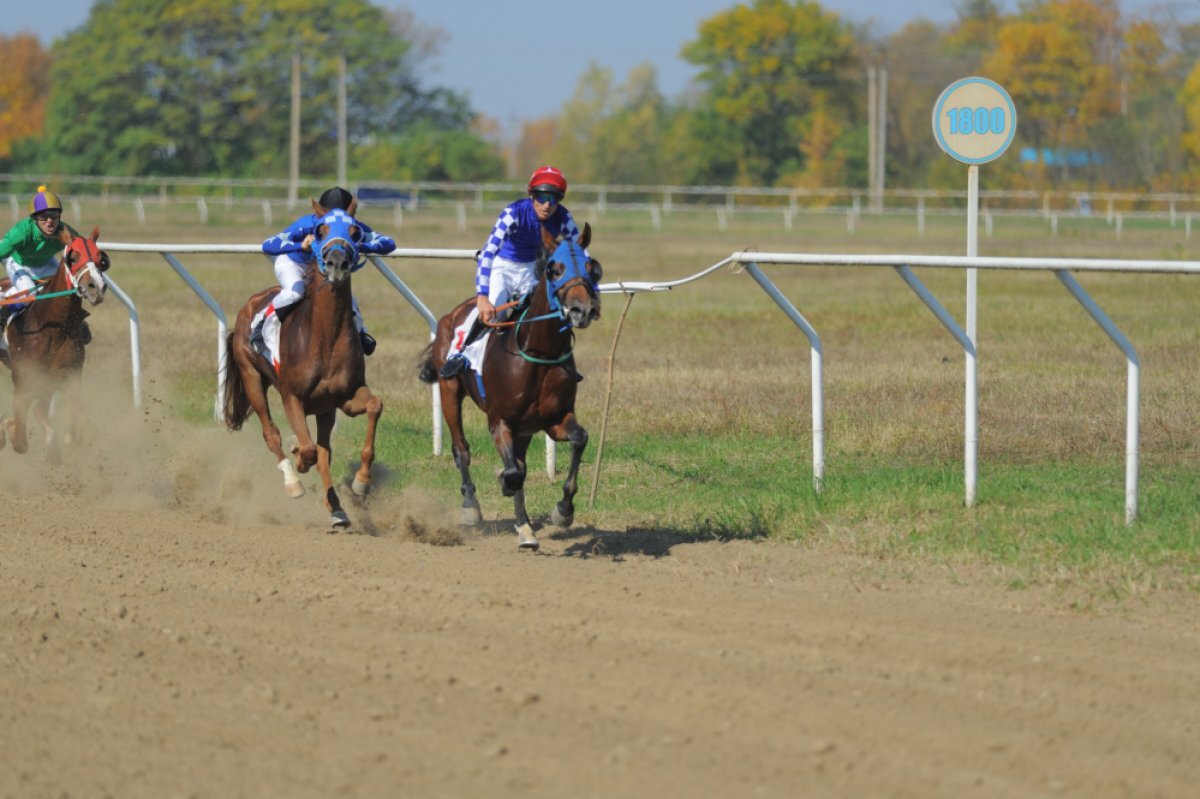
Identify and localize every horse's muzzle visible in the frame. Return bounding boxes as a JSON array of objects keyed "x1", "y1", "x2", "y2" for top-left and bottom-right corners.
[{"x1": 566, "y1": 301, "x2": 600, "y2": 329}]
